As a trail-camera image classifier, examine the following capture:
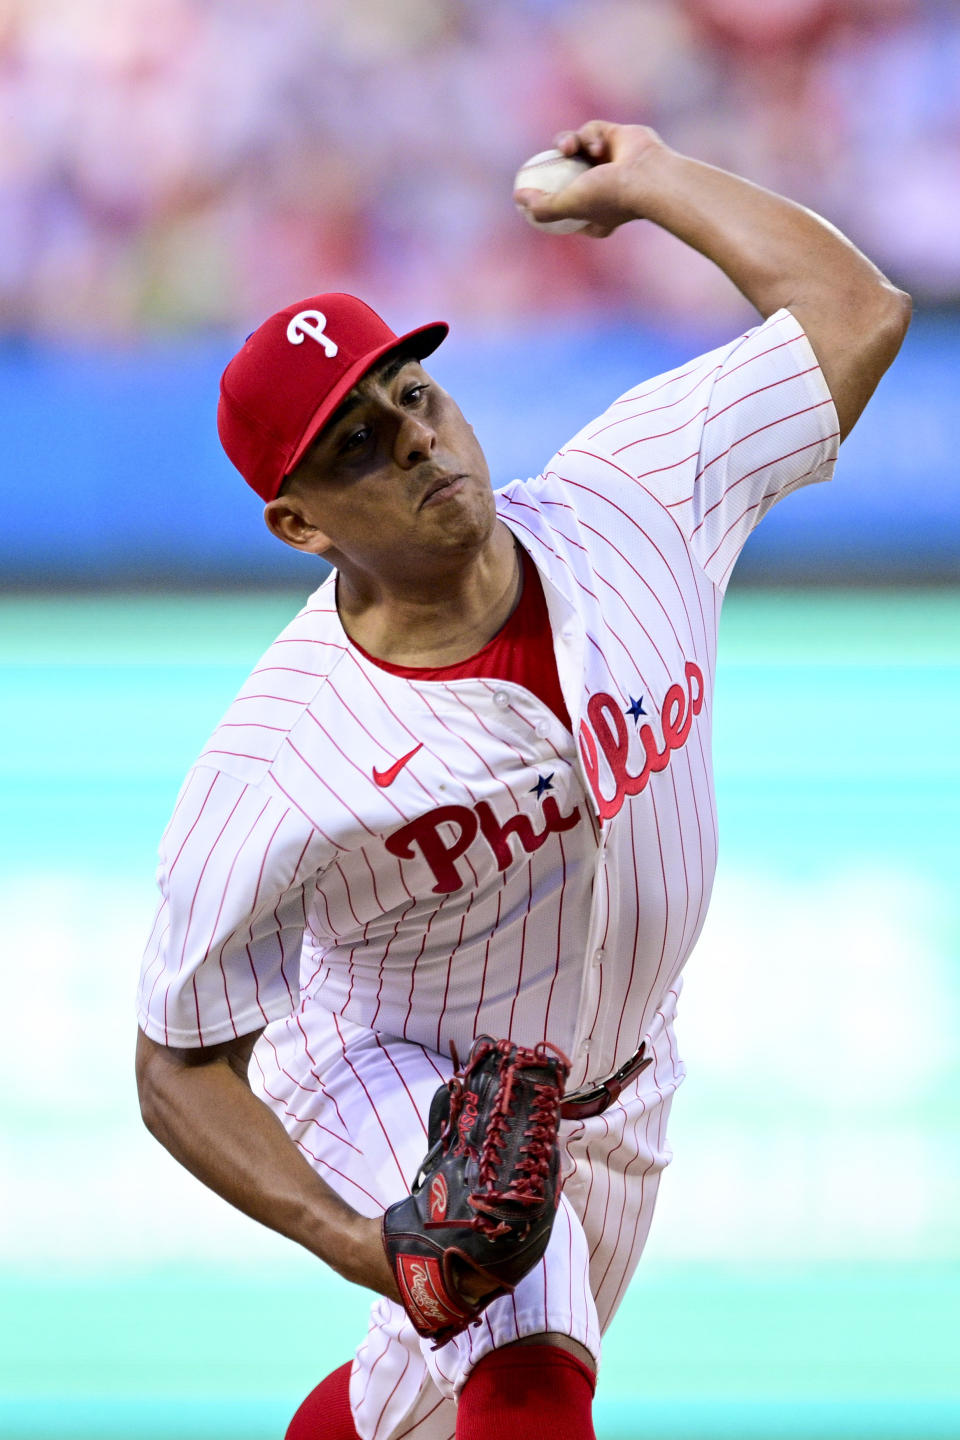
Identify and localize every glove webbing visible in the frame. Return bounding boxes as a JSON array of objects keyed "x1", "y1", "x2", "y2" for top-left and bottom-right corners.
[{"x1": 425, "y1": 1039, "x2": 567, "y2": 1238}]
